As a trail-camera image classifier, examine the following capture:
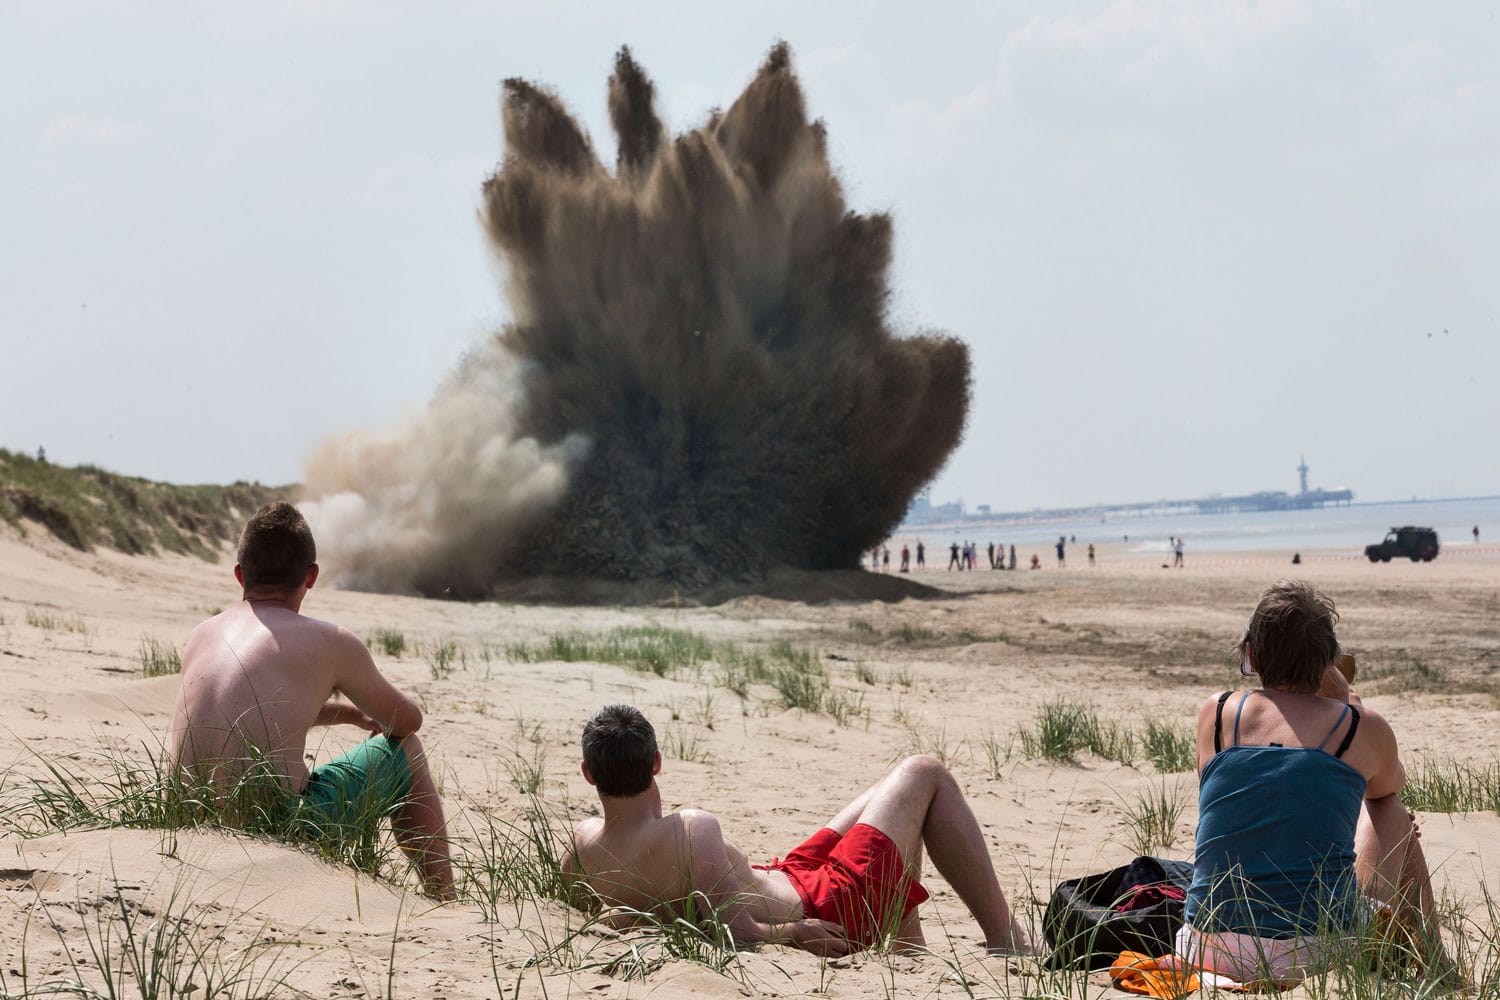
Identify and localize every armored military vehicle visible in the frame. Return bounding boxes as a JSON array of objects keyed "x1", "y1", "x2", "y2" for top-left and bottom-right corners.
[{"x1": 1365, "y1": 526, "x2": 1439, "y2": 563}]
